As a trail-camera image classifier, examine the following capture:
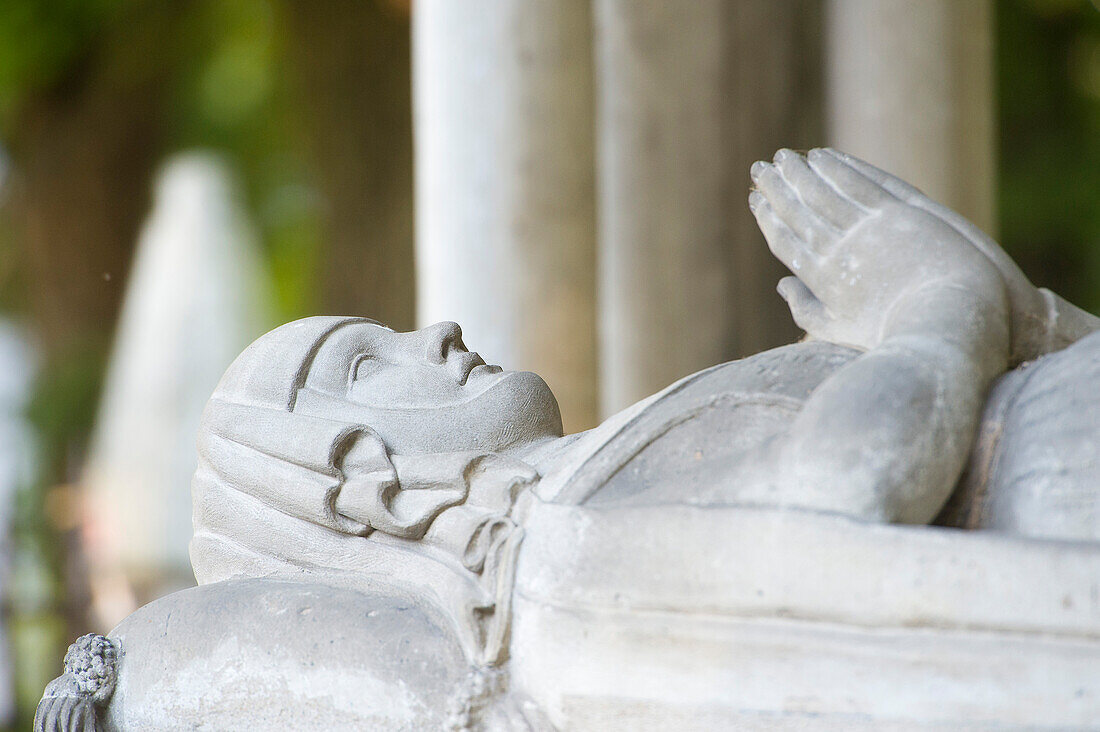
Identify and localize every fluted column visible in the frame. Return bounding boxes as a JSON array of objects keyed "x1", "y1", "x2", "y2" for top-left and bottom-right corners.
[
  {"x1": 825, "y1": 0, "x2": 995, "y2": 232},
  {"x1": 414, "y1": 0, "x2": 599, "y2": 432},
  {"x1": 595, "y1": 0, "x2": 818, "y2": 416}
]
